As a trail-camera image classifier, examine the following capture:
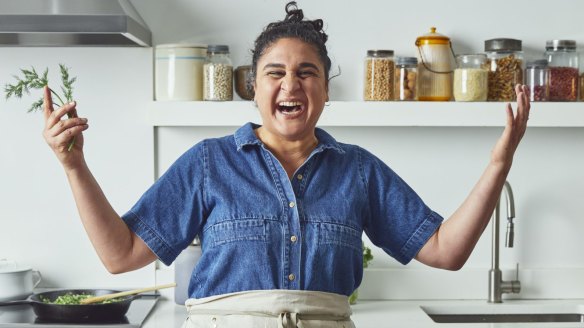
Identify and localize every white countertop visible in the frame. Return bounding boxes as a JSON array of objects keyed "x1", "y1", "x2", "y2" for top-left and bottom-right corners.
[{"x1": 143, "y1": 299, "x2": 584, "y2": 328}]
